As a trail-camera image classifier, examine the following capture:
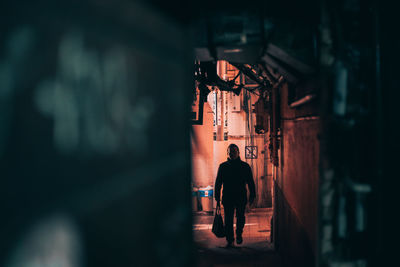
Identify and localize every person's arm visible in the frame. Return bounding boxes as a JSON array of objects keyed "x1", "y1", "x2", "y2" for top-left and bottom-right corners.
[
  {"x1": 215, "y1": 165, "x2": 223, "y2": 205},
  {"x1": 246, "y1": 164, "x2": 256, "y2": 204}
]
